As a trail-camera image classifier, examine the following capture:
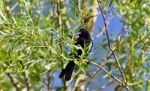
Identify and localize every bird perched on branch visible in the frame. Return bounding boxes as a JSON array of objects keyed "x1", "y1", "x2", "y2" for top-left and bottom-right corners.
[{"x1": 59, "y1": 28, "x2": 92, "y2": 81}]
